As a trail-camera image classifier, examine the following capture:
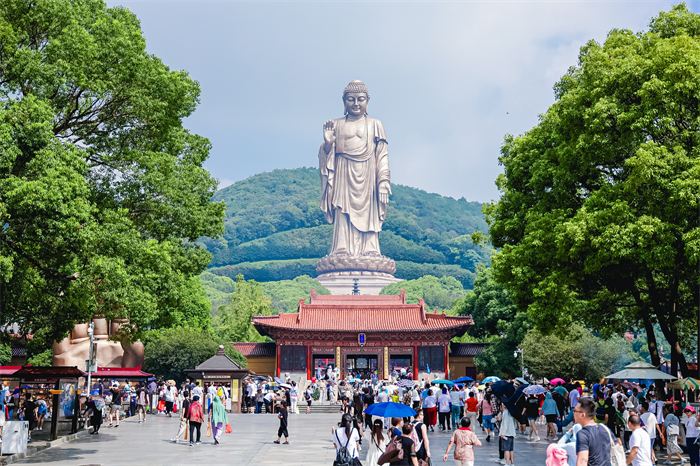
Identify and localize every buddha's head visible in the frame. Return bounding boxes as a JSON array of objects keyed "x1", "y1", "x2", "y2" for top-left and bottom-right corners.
[{"x1": 343, "y1": 80, "x2": 369, "y2": 117}]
